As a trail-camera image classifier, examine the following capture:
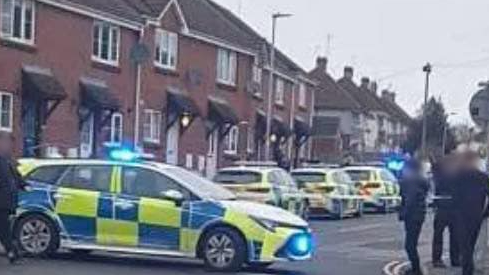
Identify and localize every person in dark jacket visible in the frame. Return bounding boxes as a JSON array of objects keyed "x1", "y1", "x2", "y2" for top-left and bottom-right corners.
[
  {"x1": 0, "y1": 133, "x2": 26, "y2": 264},
  {"x1": 399, "y1": 159, "x2": 430, "y2": 275},
  {"x1": 431, "y1": 155, "x2": 460, "y2": 268},
  {"x1": 452, "y1": 152, "x2": 489, "y2": 275}
]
